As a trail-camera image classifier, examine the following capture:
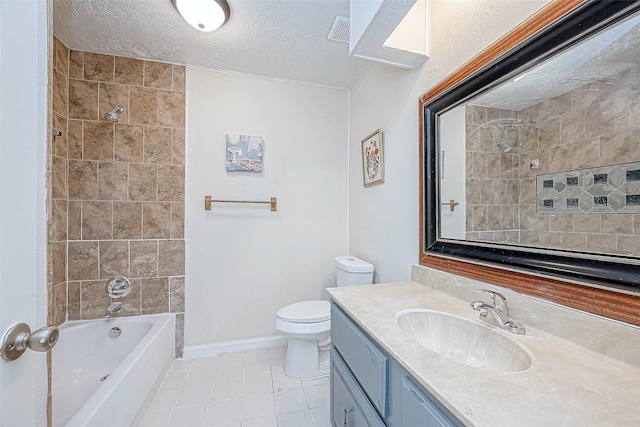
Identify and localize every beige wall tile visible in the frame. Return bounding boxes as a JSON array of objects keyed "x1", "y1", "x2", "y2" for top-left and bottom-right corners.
[
  {"x1": 67, "y1": 119, "x2": 83, "y2": 159},
  {"x1": 539, "y1": 231, "x2": 562, "y2": 247},
  {"x1": 68, "y1": 201, "x2": 82, "y2": 240},
  {"x1": 69, "y1": 79, "x2": 98, "y2": 120},
  {"x1": 549, "y1": 214, "x2": 573, "y2": 232},
  {"x1": 53, "y1": 199, "x2": 68, "y2": 242},
  {"x1": 171, "y1": 203, "x2": 184, "y2": 239},
  {"x1": 141, "y1": 277, "x2": 169, "y2": 314},
  {"x1": 115, "y1": 56, "x2": 143, "y2": 86},
  {"x1": 170, "y1": 277, "x2": 185, "y2": 313},
  {"x1": 574, "y1": 214, "x2": 601, "y2": 233},
  {"x1": 601, "y1": 214, "x2": 634, "y2": 235},
  {"x1": 130, "y1": 86, "x2": 158, "y2": 125},
  {"x1": 52, "y1": 68, "x2": 67, "y2": 117},
  {"x1": 53, "y1": 113, "x2": 68, "y2": 158},
  {"x1": 54, "y1": 37, "x2": 69, "y2": 75},
  {"x1": 159, "y1": 240, "x2": 185, "y2": 276},
  {"x1": 635, "y1": 215, "x2": 640, "y2": 234},
  {"x1": 82, "y1": 201, "x2": 113, "y2": 240},
  {"x1": 81, "y1": 280, "x2": 112, "y2": 319},
  {"x1": 158, "y1": 90, "x2": 185, "y2": 127},
  {"x1": 561, "y1": 232, "x2": 587, "y2": 250},
  {"x1": 549, "y1": 93, "x2": 571, "y2": 118},
  {"x1": 172, "y1": 65, "x2": 186, "y2": 92},
  {"x1": 120, "y1": 278, "x2": 141, "y2": 316},
  {"x1": 69, "y1": 50, "x2": 83, "y2": 79},
  {"x1": 600, "y1": 131, "x2": 631, "y2": 166},
  {"x1": 52, "y1": 283, "x2": 67, "y2": 327},
  {"x1": 129, "y1": 163, "x2": 157, "y2": 201},
  {"x1": 115, "y1": 124, "x2": 143, "y2": 162},
  {"x1": 83, "y1": 52, "x2": 114, "y2": 82},
  {"x1": 144, "y1": 61, "x2": 172, "y2": 89},
  {"x1": 83, "y1": 121, "x2": 114, "y2": 161},
  {"x1": 587, "y1": 233, "x2": 617, "y2": 254},
  {"x1": 130, "y1": 240, "x2": 158, "y2": 278},
  {"x1": 51, "y1": 155, "x2": 67, "y2": 199},
  {"x1": 98, "y1": 162, "x2": 128, "y2": 200},
  {"x1": 144, "y1": 126, "x2": 173, "y2": 164},
  {"x1": 175, "y1": 313, "x2": 184, "y2": 357},
  {"x1": 585, "y1": 102, "x2": 614, "y2": 139},
  {"x1": 99, "y1": 240, "x2": 129, "y2": 279},
  {"x1": 617, "y1": 234, "x2": 640, "y2": 256},
  {"x1": 99, "y1": 83, "x2": 130, "y2": 124},
  {"x1": 560, "y1": 110, "x2": 585, "y2": 143},
  {"x1": 113, "y1": 202, "x2": 143, "y2": 239},
  {"x1": 67, "y1": 282, "x2": 81, "y2": 320},
  {"x1": 549, "y1": 144, "x2": 572, "y2": 172},
  {"x1": 51, "y1": 241, "x2": 66, "y2": 286},
  {"x1": 172, "y1": 128, "x2": 185, "y2": 164},
  {"x1": 571, "y1": 138, "x2": 600, "y2": 169},
  {"x1": 143, "y1": 202, "x2": 171, "y2": 239},
  {"x1": 68, "y1": 241, "x2": 99, "y2": 281},
  {"x1": 158, "y1": 165, "x2": 185, "y2": 202}
]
